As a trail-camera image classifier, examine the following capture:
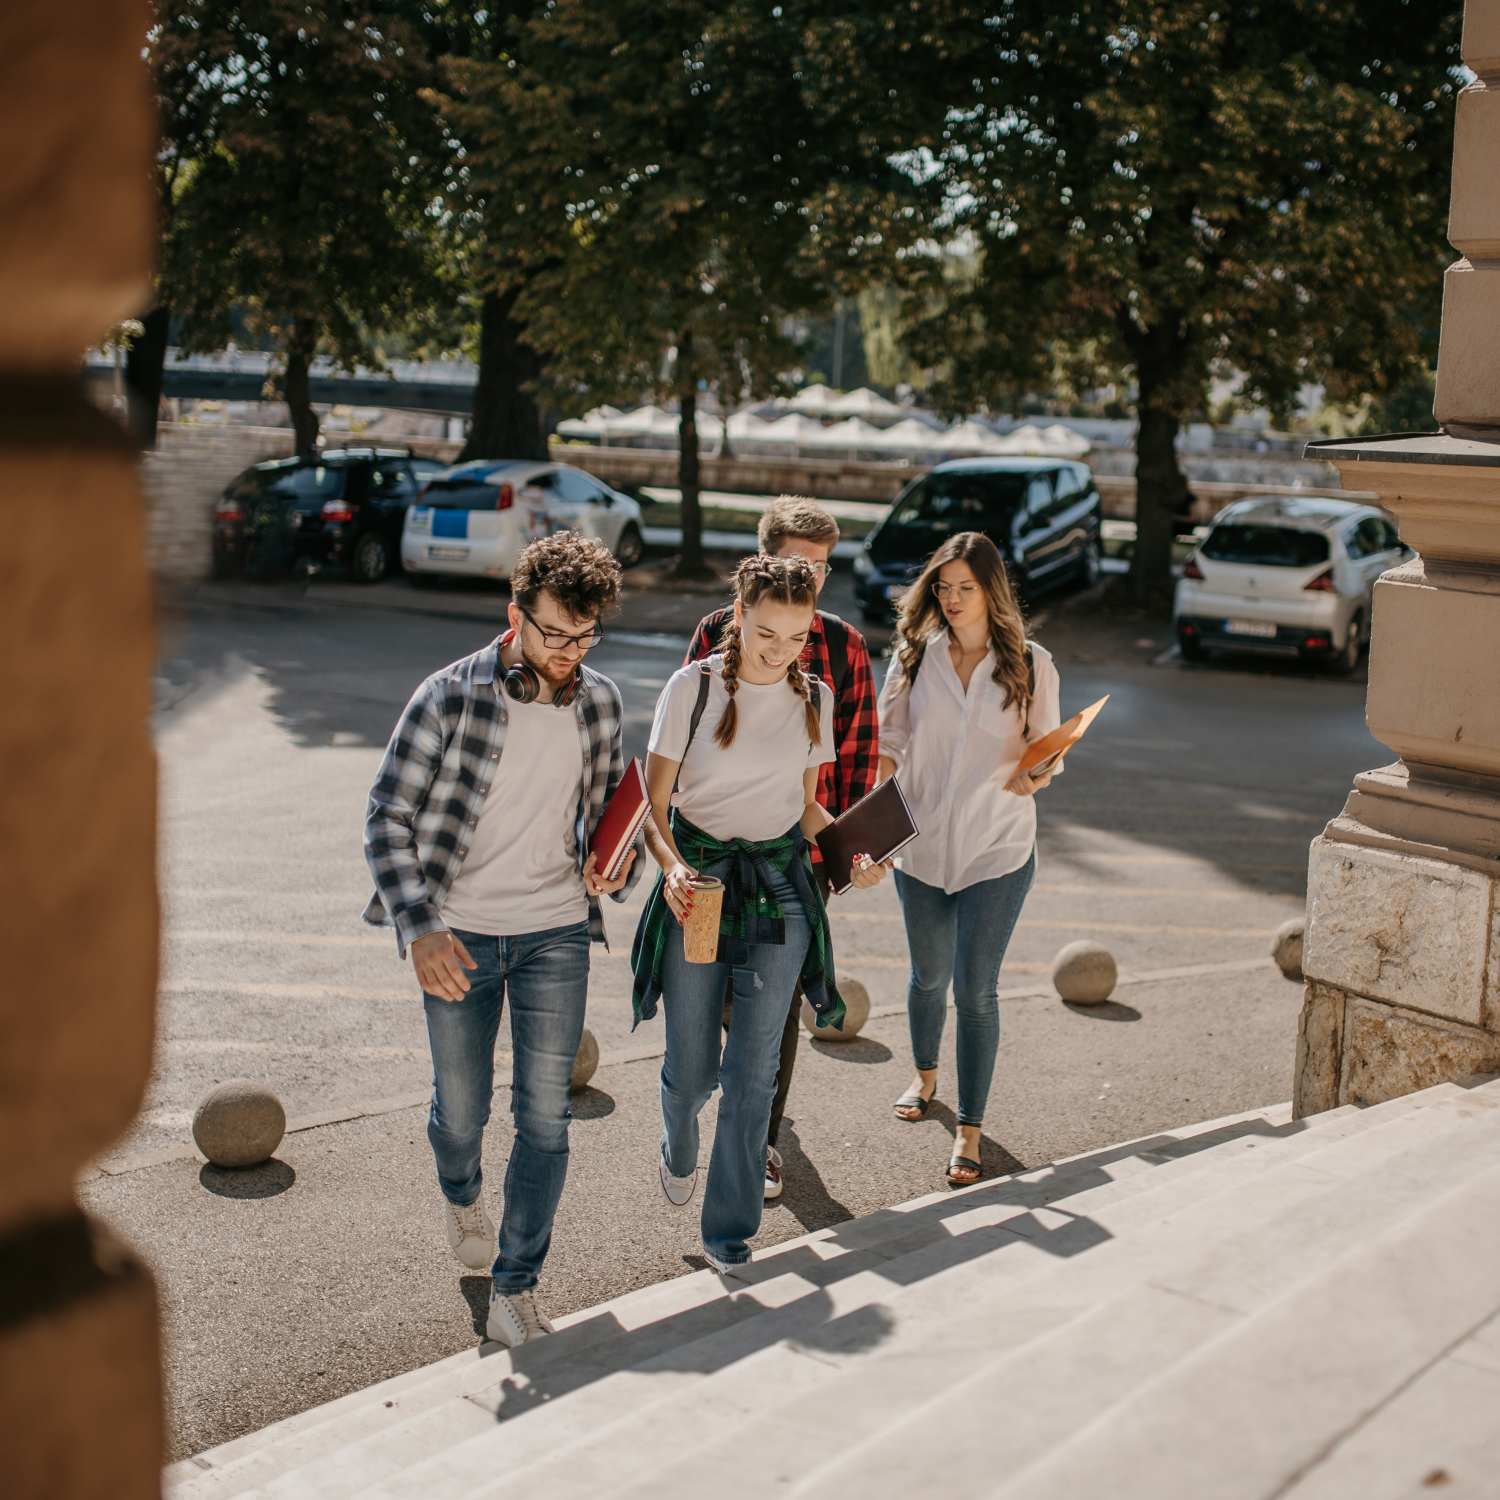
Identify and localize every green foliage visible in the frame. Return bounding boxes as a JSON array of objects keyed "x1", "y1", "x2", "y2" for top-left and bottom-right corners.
[
  {"x1": 893, "y1": 0, "x2": 1462, "y2": 602},
  {"x1": 152, "y1": 1, "x2": 451, "y2": 445}
]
